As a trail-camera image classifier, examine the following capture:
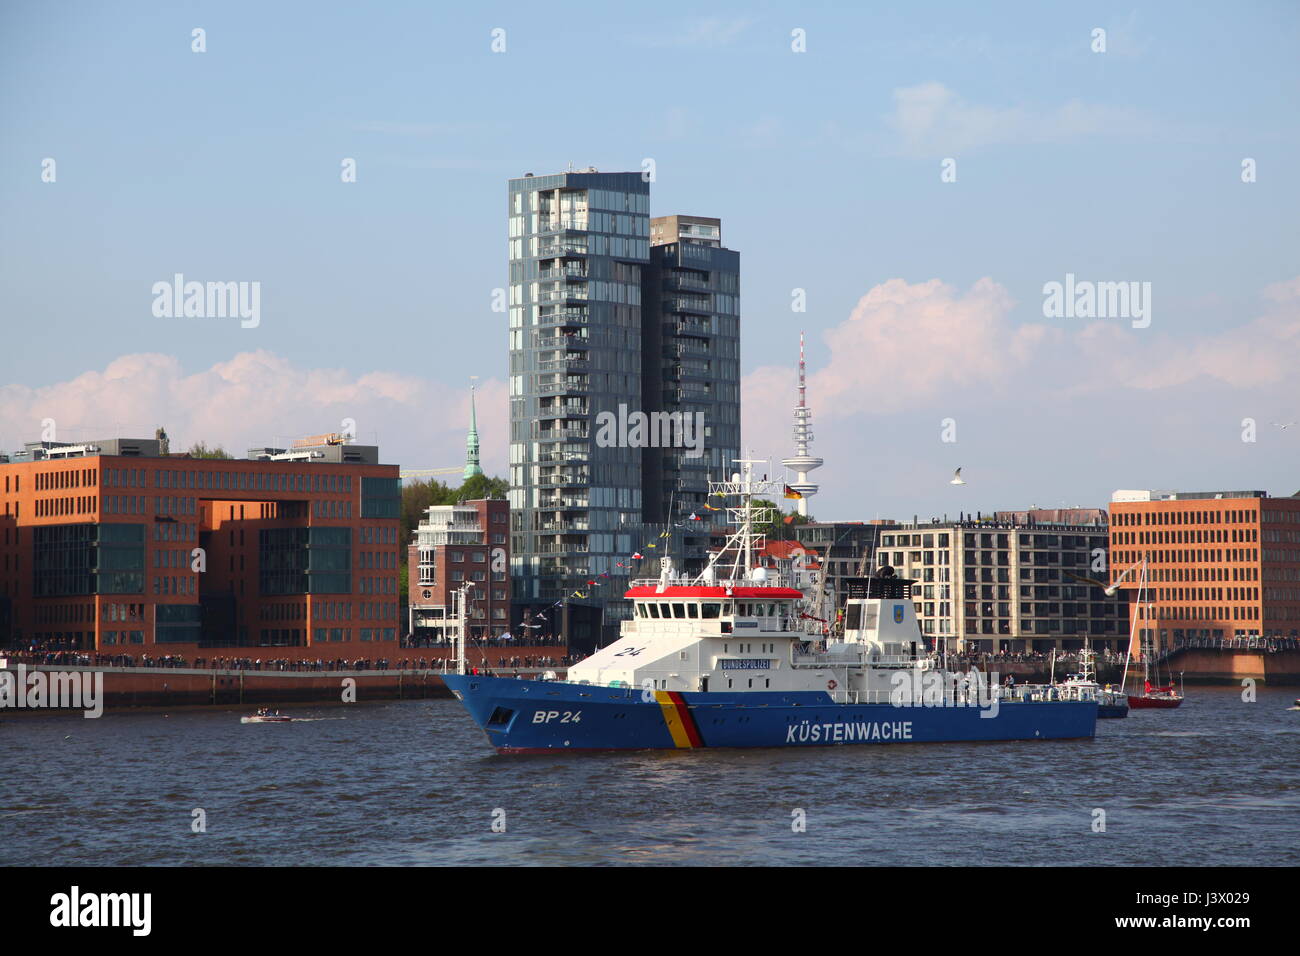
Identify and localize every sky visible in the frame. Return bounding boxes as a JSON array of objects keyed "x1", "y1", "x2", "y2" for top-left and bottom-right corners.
[{"x1": 2, "y1": 0, "x2": 1298, "y2": 520}]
